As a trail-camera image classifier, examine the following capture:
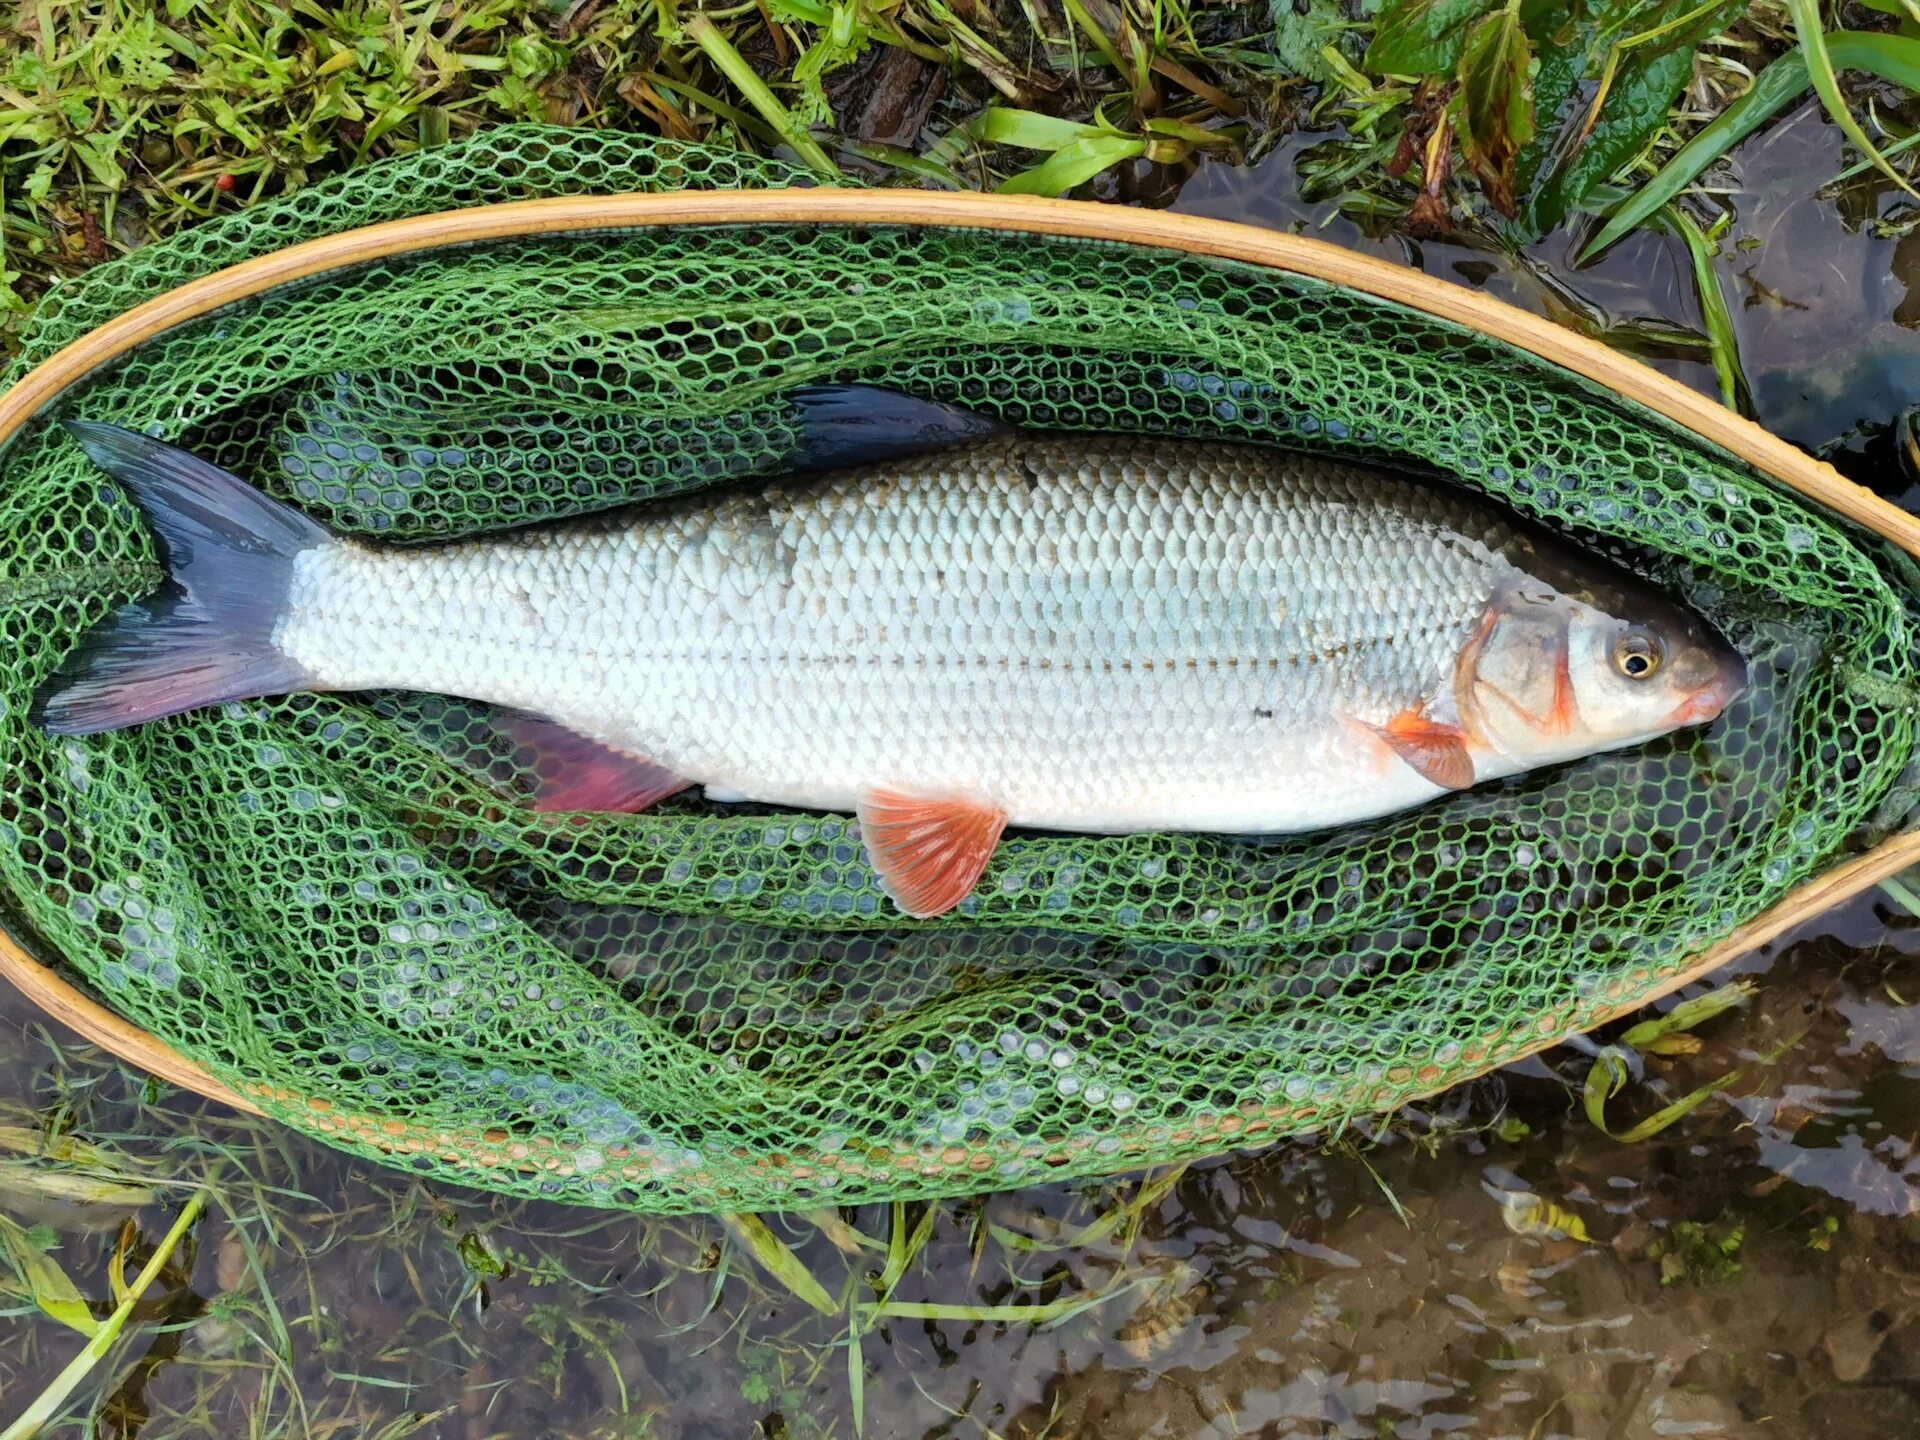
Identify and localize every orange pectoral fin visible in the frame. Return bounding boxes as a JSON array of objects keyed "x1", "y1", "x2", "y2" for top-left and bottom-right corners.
[
  {"x1": 1369, "y1": 711, "x2": 1475, "y2": 791},
  {"x1": 857, "y1": 786, "x2": 1008, "y2": 919}
]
